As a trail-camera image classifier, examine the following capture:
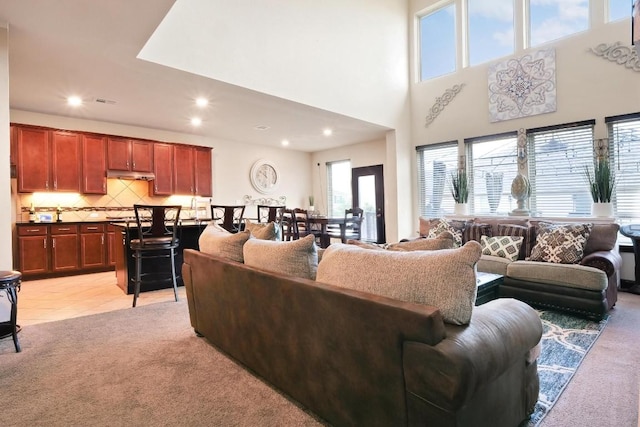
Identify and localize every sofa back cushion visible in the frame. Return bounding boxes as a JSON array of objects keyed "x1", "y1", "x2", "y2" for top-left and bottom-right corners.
[
  {"x1": 316, "y1": 241, "x2": 482, "y2": 325},
  {"x1": 243, "y1": 234, "x2": 319, "y2": 280},
  {"x1": 583, "y1": 223, "x2": 619, "y2": 254},
  {"x1": 198, "y1": 223, "x2": 250, "y2": 263},
  {"x1": 497, "y1": 223, "x2": 536, "y2": 260}
]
